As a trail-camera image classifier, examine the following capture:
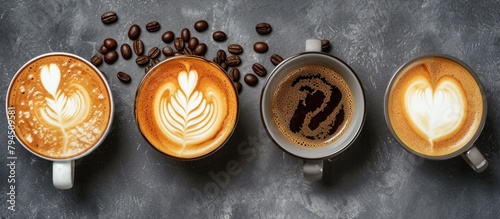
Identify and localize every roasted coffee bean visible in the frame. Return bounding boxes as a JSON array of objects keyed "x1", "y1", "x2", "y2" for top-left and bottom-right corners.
[
  {"x1": 193, "y1": 43, "x2": 207, "y2": 56},
  {"x1": 148, "y1": 47, "x2": 161, "y2": 59},
  {"x1": 226, "y1": 55, "x2": 241, "y2": 67},
  {"x1": 234, "y1": 82, "x2": 242, "y2": 93},
  {"x1": 253, "y1": 42, "x2": 268, "y2": 53},
  {"x1": 244, "y1": 73, "x2": 258, "y2": 86},
  {"x1": 90, "y1": 54, "x2": 103, "y2": 67},
  {"x1": 104, "y1": 51, "x2": 118, "y2": 64},
  {"x1": 194, "y1": 20, "x2": 208, "y2": 32},
  {"x1": 188, "y1": 37, "x2": 199, "y2": 50},
  {"x1": 255, "y1": 23, "x2": 272, "y2": 35},
  {"x1": 212, "y1": 31, "x2": 227, "y2": 42},
  {"x1": 228, "y1": 44, "x2": 243, "y2": 55},
  {"x1": 270, "y1": 54, "x2": 284, "y2": 65},
  {"x1": 321, "y1": 39, "x2": 330, "y2": 52},
  {"x1": 183, "y1": 48, "x2": 193, "y2": 55},
  {"x1": 153, "y1": 59, "x2": 161, "y2": 65},
  {"x1": 174, "y1": 37, "x2": 184, "y2": 51},
  {"x1": 162, "y1": 46, "x2": 175, "y2": 56},
  {"x1": 145, "y1": 65, "x2": 151, "y2": 74},
  {"x1": 133, "y1": 39, "x2": 144, "y2": 55},
  {"x1": 217, "y1": 50, "x2": 226, "y2": 63},
  {"x1": 220, "y1": 62, "x2": 228, "y2": 71},
  {"x1": 103, "y1": 38, "x2": 117, "y2": 50},
  {"x1": 181, "y1": 28, "x2": 191, "y2": 41},
  {"x1": 120, "y1": 43, "x2": 132, "y2": 59},
  {"x1": 162, "y1": 31, "x2": 175, "y2": 43},
  {"x1": 117, "y1": 72, "x2": 131, "y2": 83},
  {"x1": 252, "y1": 63, "x2": 267, "y2": 76},
  {"x1": 128, "y1": 24, "x2": 141, "y2": 40},
  {"x1": 101, "y1": 12, "x2": 118, "y2": 24},
  {"x1": 213, "y1": 56, "x2": 222, "y2": 65},
  {"x1": 146, "y1": 21, "x2": 160, "y2": 32},
  {"x1": 99, "y1": 45, "x2": 109, "y2": 55},
  {"x1": 228, "y1": 68, "x2": 240, "y2": 82},
  {"x1": 135, "y1": 55, "x2": 150, "y2": 66},
  {"x1": 174, "y1": 52, "x2": 183, "y2": 56}
]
